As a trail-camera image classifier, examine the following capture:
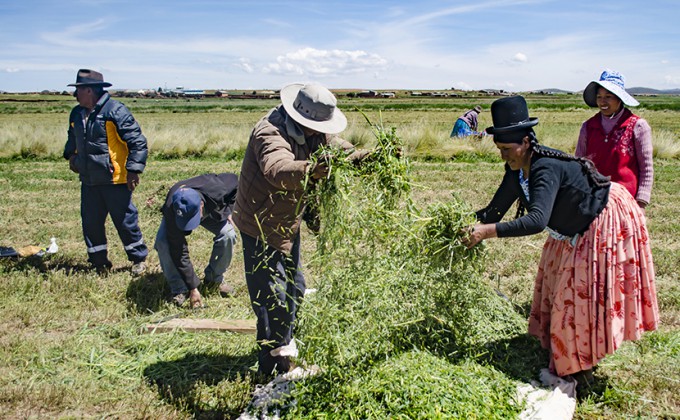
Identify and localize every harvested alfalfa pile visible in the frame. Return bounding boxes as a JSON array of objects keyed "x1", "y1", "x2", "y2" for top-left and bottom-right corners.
[
  {"x1": 291, "y1": 350, "x2": 522, "y2": 418},
  {"x1": 286, "y1": 118, "x2": 528, "y2": 417}
]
